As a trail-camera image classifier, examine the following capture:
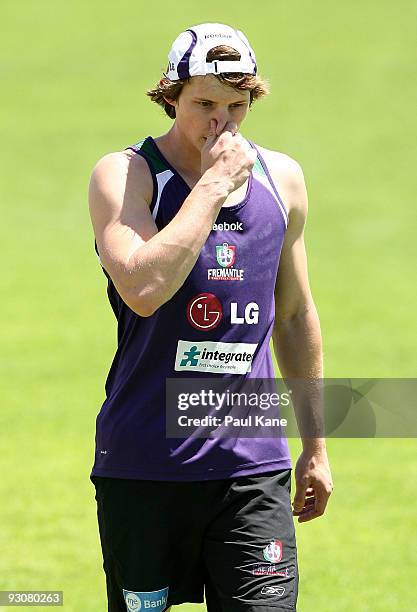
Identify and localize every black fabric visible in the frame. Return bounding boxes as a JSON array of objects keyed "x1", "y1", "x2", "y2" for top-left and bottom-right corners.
[{"x1": 91, "y1": 469, "x2": 298, "y2": 611}]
